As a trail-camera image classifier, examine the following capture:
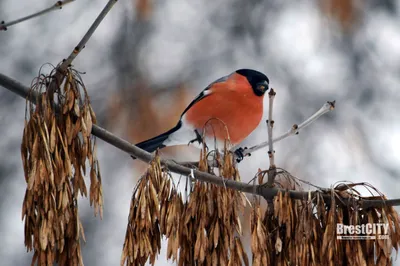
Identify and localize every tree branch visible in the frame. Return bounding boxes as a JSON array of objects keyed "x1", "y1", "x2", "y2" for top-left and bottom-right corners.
[
  {"x1": 58, "y1": 0, "x2": 118, "y2": 72},
  {"x1": 0, "y1": 0, "x2": 75, "y2": 31},
  {"x1": 243, "y1": 100, "x2": 335, "y2": 157},
  {"x1": 39, "y1": 0, "x2": 117, "y2": 96},
  {"x1": 0, "y1": 72, "x2": 399, "y2": 208},
  {"x1": 266, "y1": 88, "x2": 276, "y2": 187}
]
